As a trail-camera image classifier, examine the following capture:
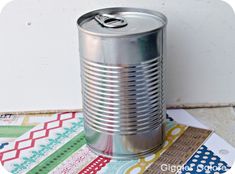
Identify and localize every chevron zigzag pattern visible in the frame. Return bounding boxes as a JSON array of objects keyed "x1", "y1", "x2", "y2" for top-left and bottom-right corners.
[{"x1": 0, "y1": 112, "x2": 76, "y2": 165}]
